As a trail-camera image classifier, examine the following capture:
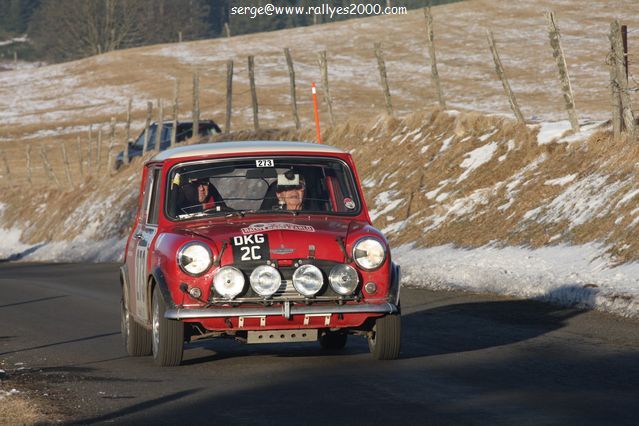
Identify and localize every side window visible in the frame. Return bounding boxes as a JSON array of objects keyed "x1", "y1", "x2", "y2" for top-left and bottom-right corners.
[
  {"x1": 147, "y1": 126, "x2": 157, "y2": 150},
  {"x1": 147, "y1": 169, "x2": 162, "y2": 225},
  {"x1": 133, "y1": 132, "x2": 145, "y2": 149}
]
